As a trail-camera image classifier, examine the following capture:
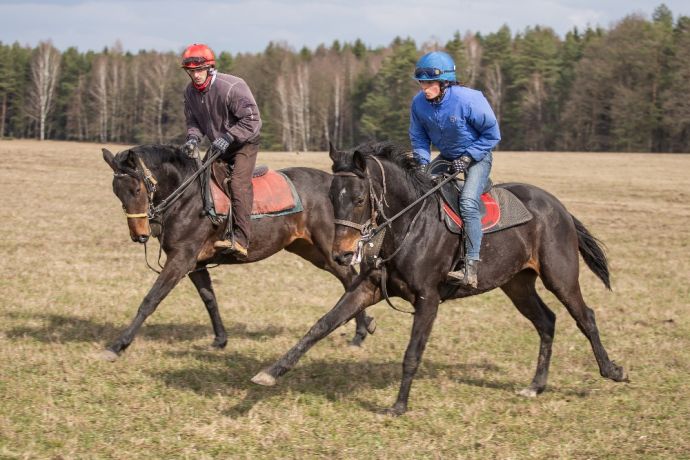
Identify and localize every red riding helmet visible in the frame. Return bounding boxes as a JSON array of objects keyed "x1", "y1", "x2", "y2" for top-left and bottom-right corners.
[{"x1": 181, "y1": 43, "x2": 216, "y2": 69}]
